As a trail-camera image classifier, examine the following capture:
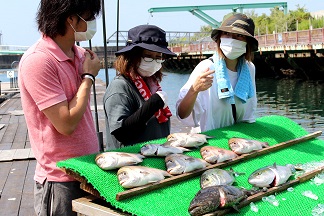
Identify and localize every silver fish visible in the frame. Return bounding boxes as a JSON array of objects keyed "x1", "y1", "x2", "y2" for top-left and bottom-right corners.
[
  {"x1": 164, "y1": 133, "x2": 214, "y2": 148},
  {"x1": 117, "y1": 166, "x2": 172, "y2": 188},
  {"x1": 165, "y1": 153, "x2": 210, "y2": 175},
  {"x1": 188, "y1": 185, "x2": 255, "y2": 216},
  {"x1": 95, "y1": 152, "x2": 145, "y2": 170},
  {"x1": 228, "y1": 137, "x2": 269, "y2": 155},
  {"x1": 200, "y1": 168, "x2": 239, "y2": 189},
  {"x1": 200, "y1": 146, "x2": 238, "y2": 163},
  {"x1": 140, "y1": 144, "x2": 190, "y2": 156},
  {"x1": 248, "y1": 163, "x2": 296, "y2": 188}
]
